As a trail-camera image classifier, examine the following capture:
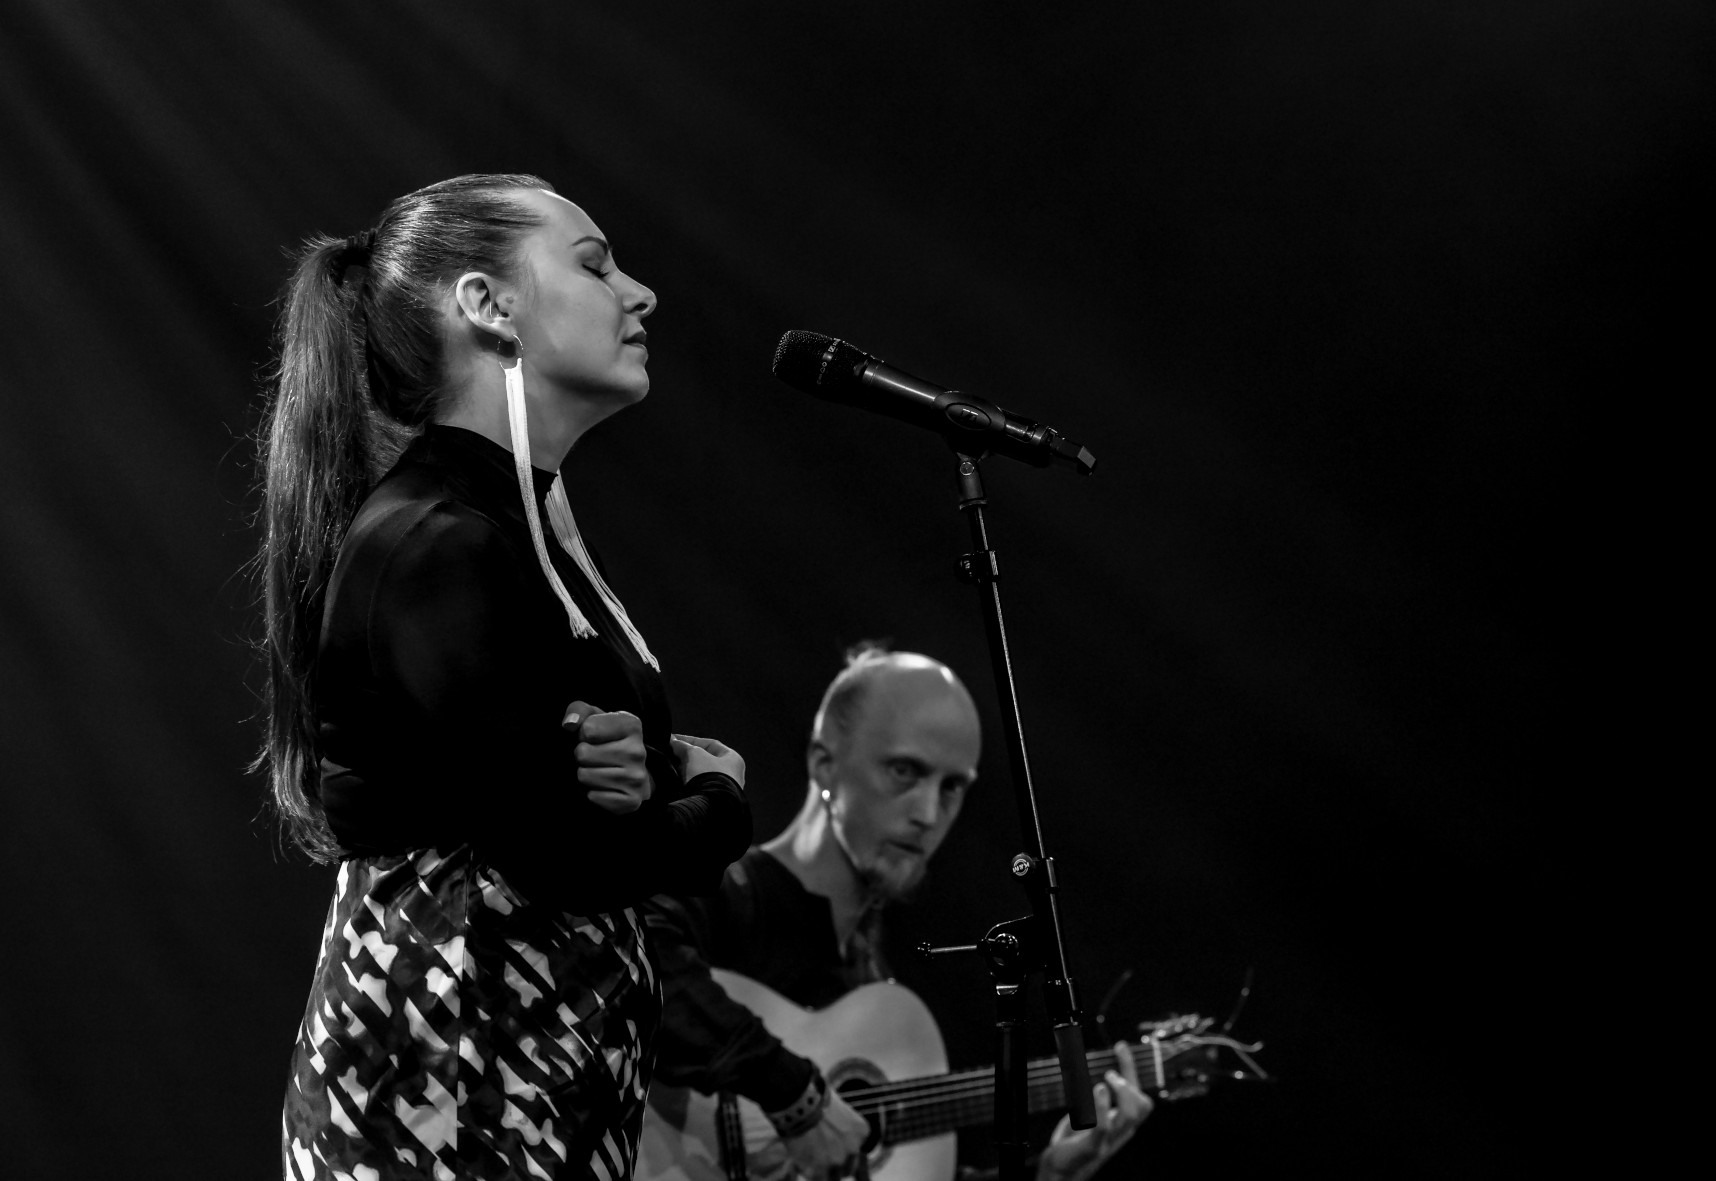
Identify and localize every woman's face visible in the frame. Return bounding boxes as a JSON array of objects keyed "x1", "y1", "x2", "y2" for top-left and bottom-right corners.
[{"x1": 510, "y1": 189, "x2": 656, "y2": 409}]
